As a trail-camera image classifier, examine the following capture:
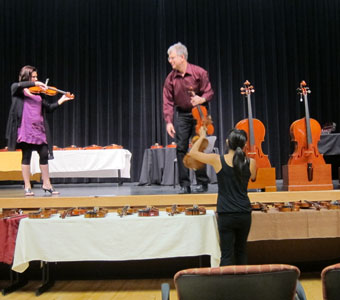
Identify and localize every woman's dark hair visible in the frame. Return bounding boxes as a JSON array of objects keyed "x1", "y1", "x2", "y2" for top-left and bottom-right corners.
[
  {"x1": 18, "y1": 65, "x2": 37, "y2": 82},
  {"x1": 227, "y1": 128, "x2": 248, "y2": 181}
]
